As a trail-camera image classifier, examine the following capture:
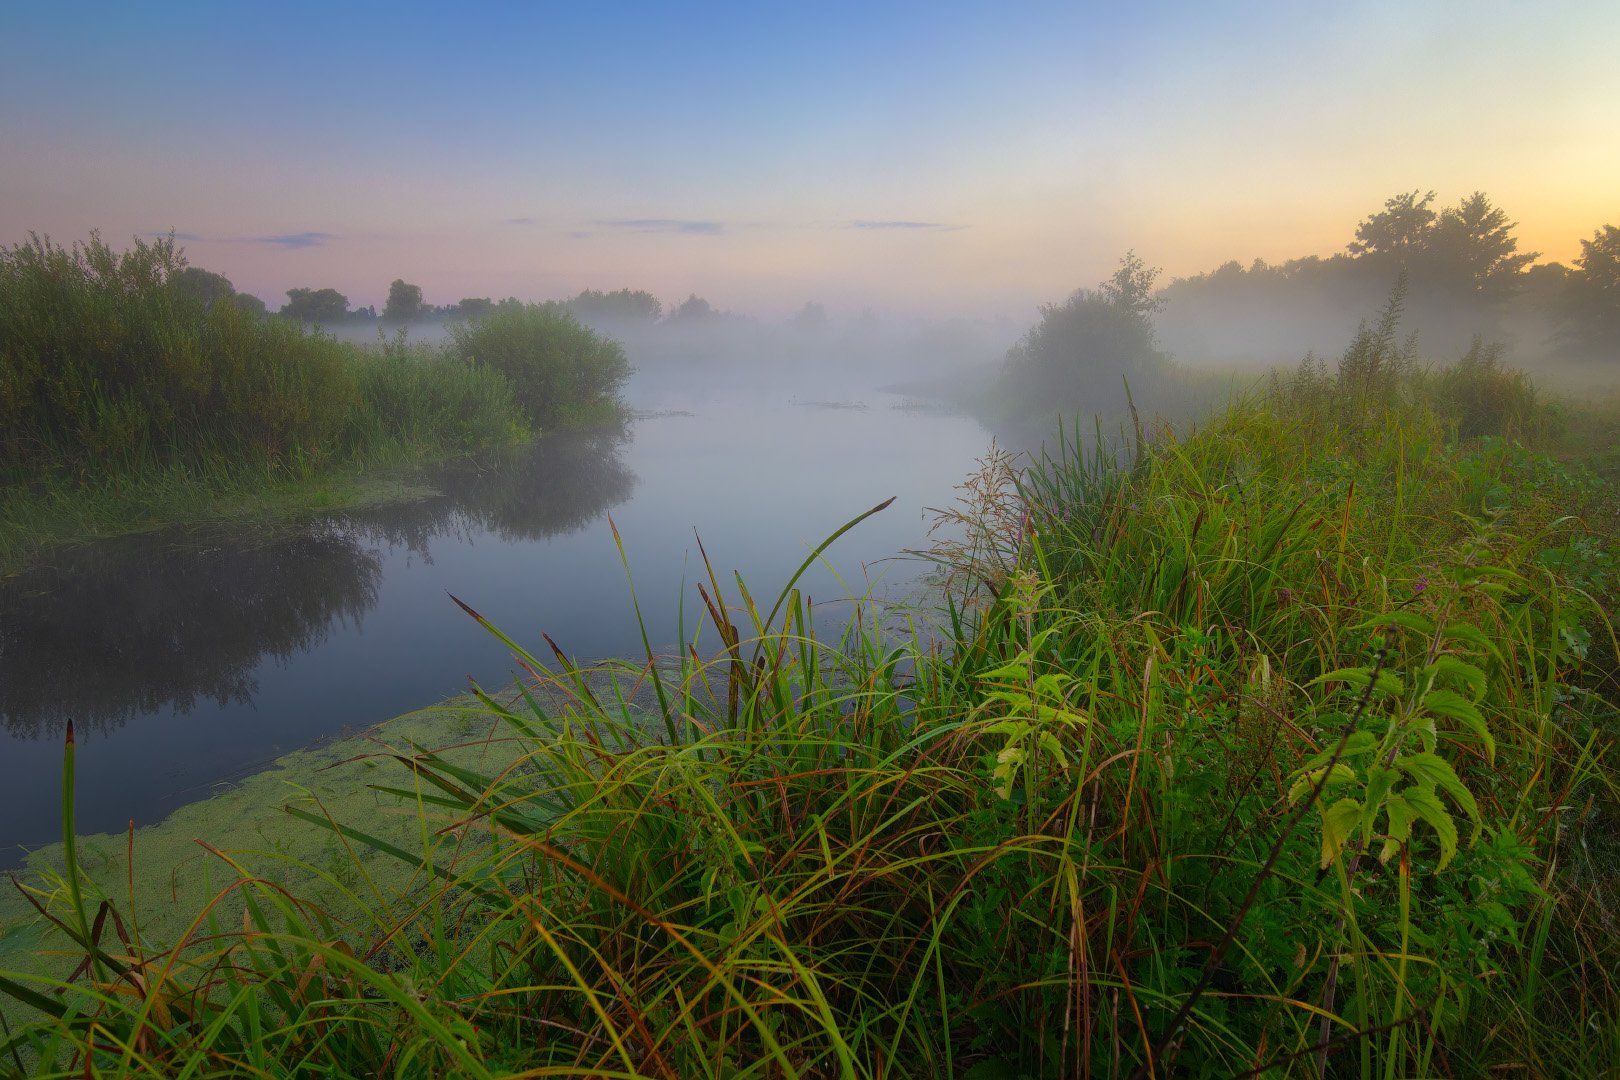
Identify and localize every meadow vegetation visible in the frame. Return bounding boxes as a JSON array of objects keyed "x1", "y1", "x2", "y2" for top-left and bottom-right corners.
[
  {"x1": 2, "y1": 302, "x2": 1615, "y2": 1076},
  {"x1": 0, "y1": 233, "x2": 629, "y2": 572}
]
